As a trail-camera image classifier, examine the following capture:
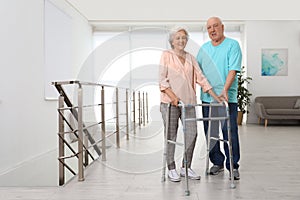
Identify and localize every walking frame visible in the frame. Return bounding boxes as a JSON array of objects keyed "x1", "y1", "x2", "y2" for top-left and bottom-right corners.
[{"x1": 161, "y1": 101, "x2": 236, "y2": 196}]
